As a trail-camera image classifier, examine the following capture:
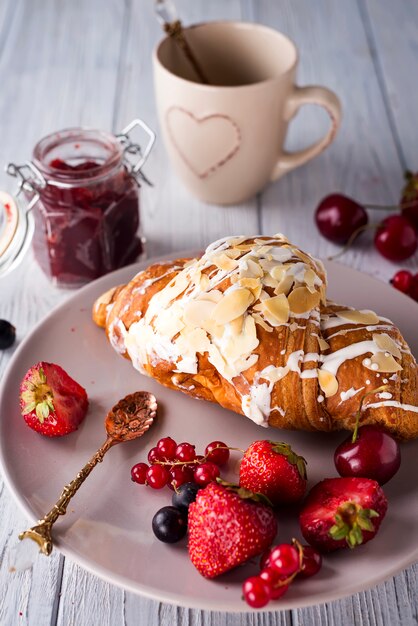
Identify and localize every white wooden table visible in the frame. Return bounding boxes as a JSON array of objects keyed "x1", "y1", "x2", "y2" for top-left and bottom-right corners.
[{"x1": 0, "y1": 1, "x2": 417, "y2": 624}]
